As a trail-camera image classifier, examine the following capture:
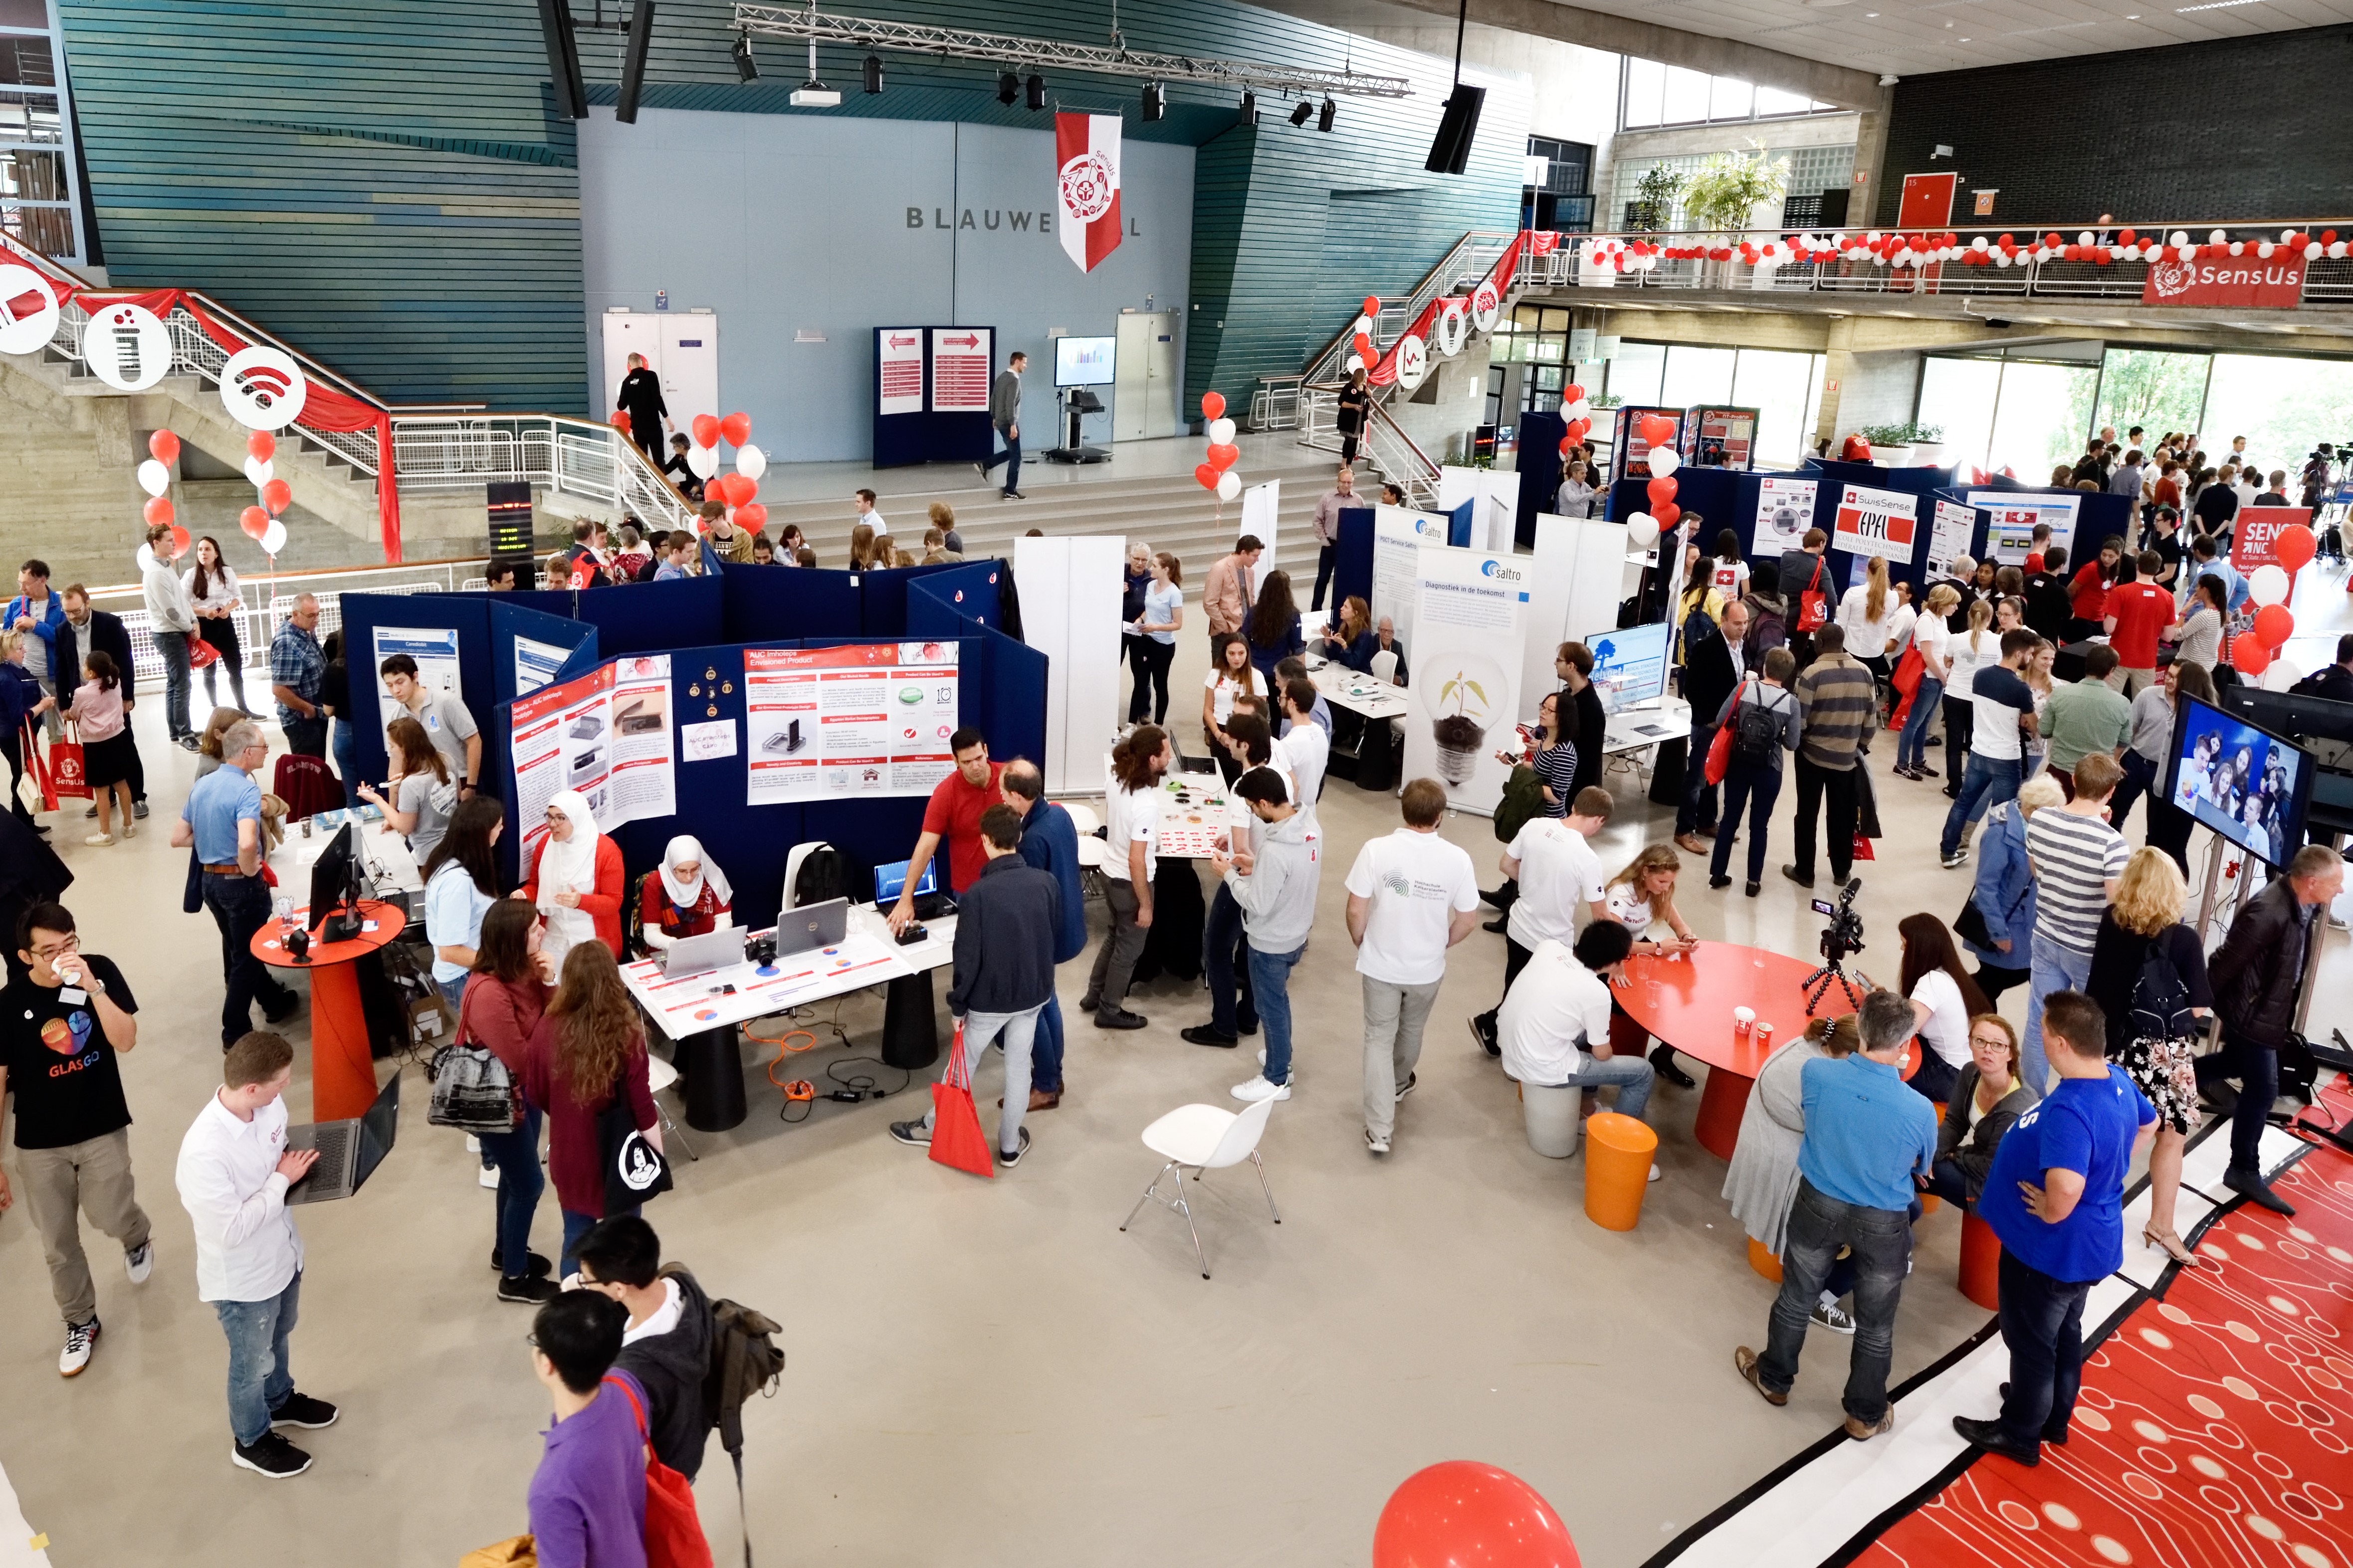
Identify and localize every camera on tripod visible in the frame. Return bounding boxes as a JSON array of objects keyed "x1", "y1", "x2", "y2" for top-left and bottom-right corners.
[{"x1": 1804, "y1": 879, "x2": 1866, "y2": 1015}]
